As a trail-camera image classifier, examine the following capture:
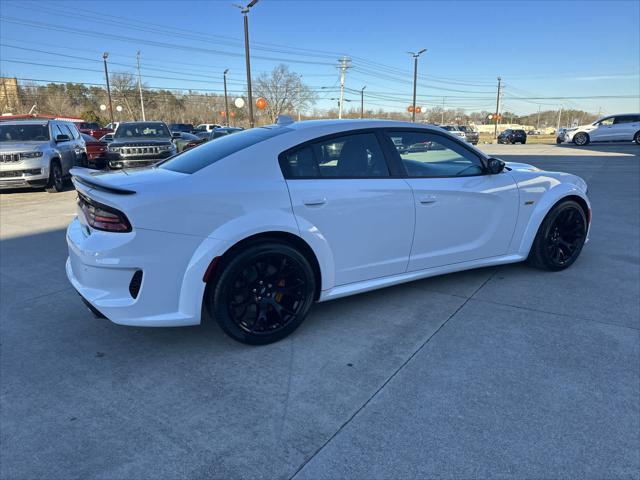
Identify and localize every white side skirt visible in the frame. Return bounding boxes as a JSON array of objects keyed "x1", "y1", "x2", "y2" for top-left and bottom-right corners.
[{"x1": 318, "y1": 254, "x2": 525, "y2": 302}]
